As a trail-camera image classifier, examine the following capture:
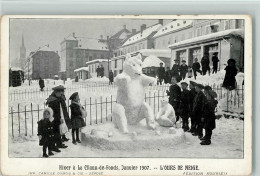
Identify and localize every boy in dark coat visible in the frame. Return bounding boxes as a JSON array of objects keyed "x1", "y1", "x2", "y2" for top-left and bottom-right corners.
[
  {"x1": 187, "y1": 81, "x2": 197, "y2": 133},
  {"x1": 201, "y1": 86, "x2": 218, "y2": 145},
  {"x1": 212, "y1": 53, "x2": 219, "y2": 74},
  {"x1": 171, "y1": 60, "x2": 181, "y2": 82},
  {"x1": 157, "y1": 63, "x2": 165, "y2": 85},
  {"x1": 201, "y1": 53, "x2": 210, "y2": 76},
  {"x1": 109, "y1": 70, "x2": 114, "y2": 85},
  {"x1": 222, "y1": 59, "x2": 238, "y2": 90},
  {"x1": 180, "y1": 82, "x2": 190, "y2": 131},
  {"x1": 191, "y1": 83, "x2": 206, "y2": 139},
  {"x1": 180, "y1": 60, "x2": 188, "y2": 80},
  {"x1": 39, "y1": 77, "x2": 45, "y2": 91},
  {"x1": 37, "y1": 108, "x2": 56, "y2": 157},
  {"x1": 69, "y1": 92, "x2": 86, "y2": 145},
  {"x1": 46, "y1": 85, "x2": 72, "y2": 149},
  {"x1": 166, "y1": 76, "x2": 182, "y2": 122},
  {"x1": 192, "y1": 58, "x2": 202, "y2": 80}
]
